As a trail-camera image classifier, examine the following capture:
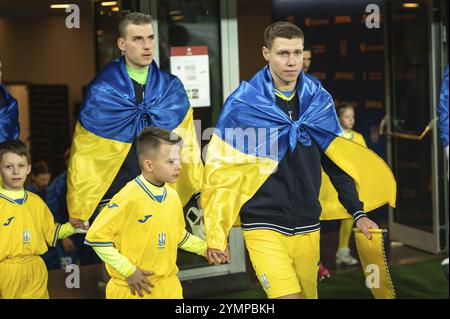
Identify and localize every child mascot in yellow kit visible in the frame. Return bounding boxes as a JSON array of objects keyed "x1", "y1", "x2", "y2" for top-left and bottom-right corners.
[
  {"x1": 85, "y1": 126, "x2": 208, "y2": 299},
  {"x1": 0, "y1": 140, "x2": 81, "y2": 299}
]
